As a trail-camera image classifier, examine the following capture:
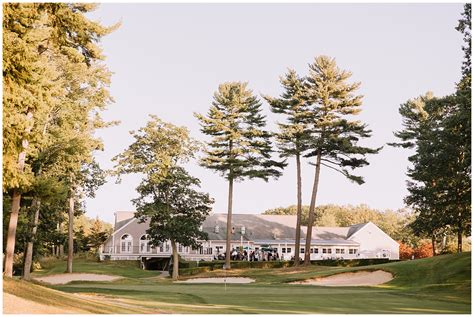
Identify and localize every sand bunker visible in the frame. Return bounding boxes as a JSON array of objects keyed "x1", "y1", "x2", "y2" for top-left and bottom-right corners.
[
  {"x1": 34, "y1": 273, "x2": 122, "y2": 285},
  {"x1": 175, "y1": 277, "x2": 255, "y2": 284},
  {"x1": 291, "y1": 270, "x2": 393, "y2": 287}
]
